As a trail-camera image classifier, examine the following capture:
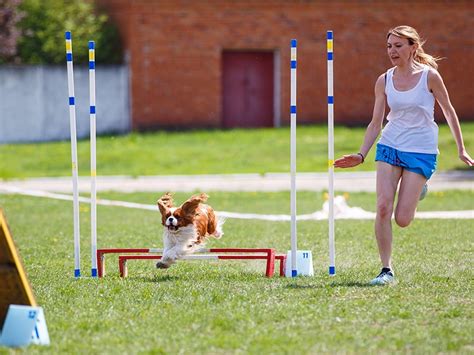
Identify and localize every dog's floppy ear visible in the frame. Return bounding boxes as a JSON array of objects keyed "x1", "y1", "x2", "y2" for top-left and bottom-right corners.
[
  {"x1": 157, "y1": 192, "x2": 174, "y2": 215},
  {"x1": 181, "y1": 193, "x2": 208, "y2": 215}
]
